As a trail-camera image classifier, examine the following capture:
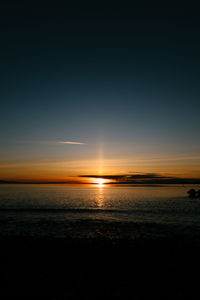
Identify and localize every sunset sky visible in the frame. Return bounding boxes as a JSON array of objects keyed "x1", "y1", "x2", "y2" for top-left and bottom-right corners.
[{"x1": 1, "y1": 2, "x2": 200, "y2": 183}]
